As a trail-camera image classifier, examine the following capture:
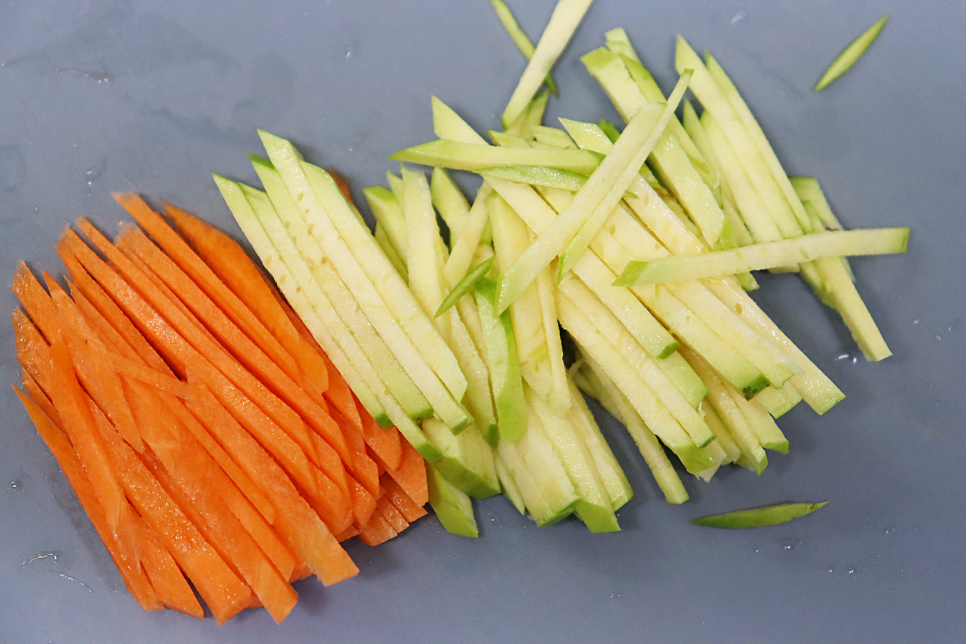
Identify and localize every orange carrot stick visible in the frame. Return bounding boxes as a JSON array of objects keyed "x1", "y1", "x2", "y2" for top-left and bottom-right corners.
[
  {"x1": 46, "y1": 277, "x2": 144, "y2": 451},
  {"x1": 64, "y1": 255, "x2": 174, "y2": 376},
  {"x1": 358, "y1": 398, "x2": 402, "y2": 471},
  {"x1": 13, "y1": 386, "x2": 164, "y2": 613},
  {"x1": 375, "y1": 493, "x2": 410, "y2": 535},
  {"x1": 11, "y1": 262, "x2": 62, "y2": 344},
  {"x1": 381, "y1": 475, "x2": 429, "y2": 523},
  {"x1": 388, "y1": 438, "x2": 429, "y2": 507},
  {"x1": 358, "y1": 511, "x2": 398, "y2": 547},
  {"x1": 347, "y1": 477, "x2": 377, "y2": 528},
  {"x1": 21, "y1": 369, "x2": 62, "y2": 429}
]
